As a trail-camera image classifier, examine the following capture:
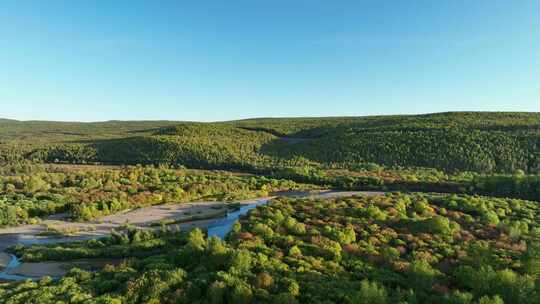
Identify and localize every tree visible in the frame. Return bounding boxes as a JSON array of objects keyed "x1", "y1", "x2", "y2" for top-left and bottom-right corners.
[
  {"x1": 229, "y1": 283, "x2": 253, "y2": 304},
  {"x1": 288, "y1": 245, "x2": 302, "y2": 257},
  {"x1": 521, "y1": 242, "x2": 540, "y2": 276},
  {"x1": 255, "y1": 272, "x2": 274, "y2": 289},
  {"x1": 228, "y1": 250, "x2": 252, "y2": 273},
  {"x1": 353, "y1": 280, "x2": 388, "y2": 304},
  {"x1": 25, "y1": 175, "x2": 49, "y2": 193},
  {"x1": 186, "y1": 228, "x2": 206, "y2": 251},
  {"x1": 208, "y1": 281, "x2": 226, "y2": 304},
  {"x1": 406, "y1": 260, "x2": 440, "y2": 291},
  {"x1": 478, "y1": 295, "x2": 504, "y2": 304}
]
